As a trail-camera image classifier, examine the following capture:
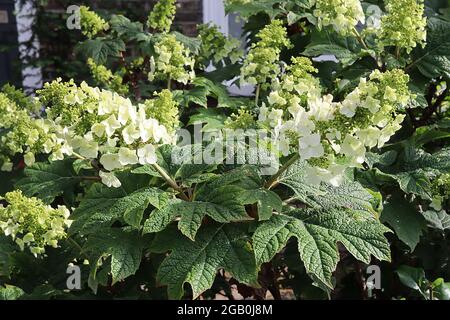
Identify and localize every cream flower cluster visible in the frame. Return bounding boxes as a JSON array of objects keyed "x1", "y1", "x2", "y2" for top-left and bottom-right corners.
[
  {"x1": 0, "y1": 190, "x2": 72, "y2": 256},
  {"x1": 87, "y1": 58, "x2": 128, "y2": 95},
  {"x1": 147, "y1": 0, "x2": 177, "y2": 33},
  {"x1": 378, "y1": 0, "x2": 427, "y2": 53},
  {"x1": 79, "y1": 6, "x2": 109, "y2": 39},
  {"x1": 258, "y1": 64, "x2": 412, "y2": 186},
  {"x1": 0, "y1": 93, "x2": 59, "y2": 171},
  {"x1": 241, "y1": 19, "x2": 292, "y2": 89},
  {"x1": 149, "y1": 34, "x2": 196, "y2": 85},
  {"x1": 34, "y1": 79, "x2": 177, "y2": 188},
  {"x1": 41, "y1": 81, "x2": 176, "y2": 188},
  {"x1": 197, "y1": 23, "x2": 243, "y2": 68},
  {"x1": 1, "y1": 79, "x2": 177, "y2": 188},
  {"x1": 312, "y1": 0, "x2": 365, "y2": 36}
]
